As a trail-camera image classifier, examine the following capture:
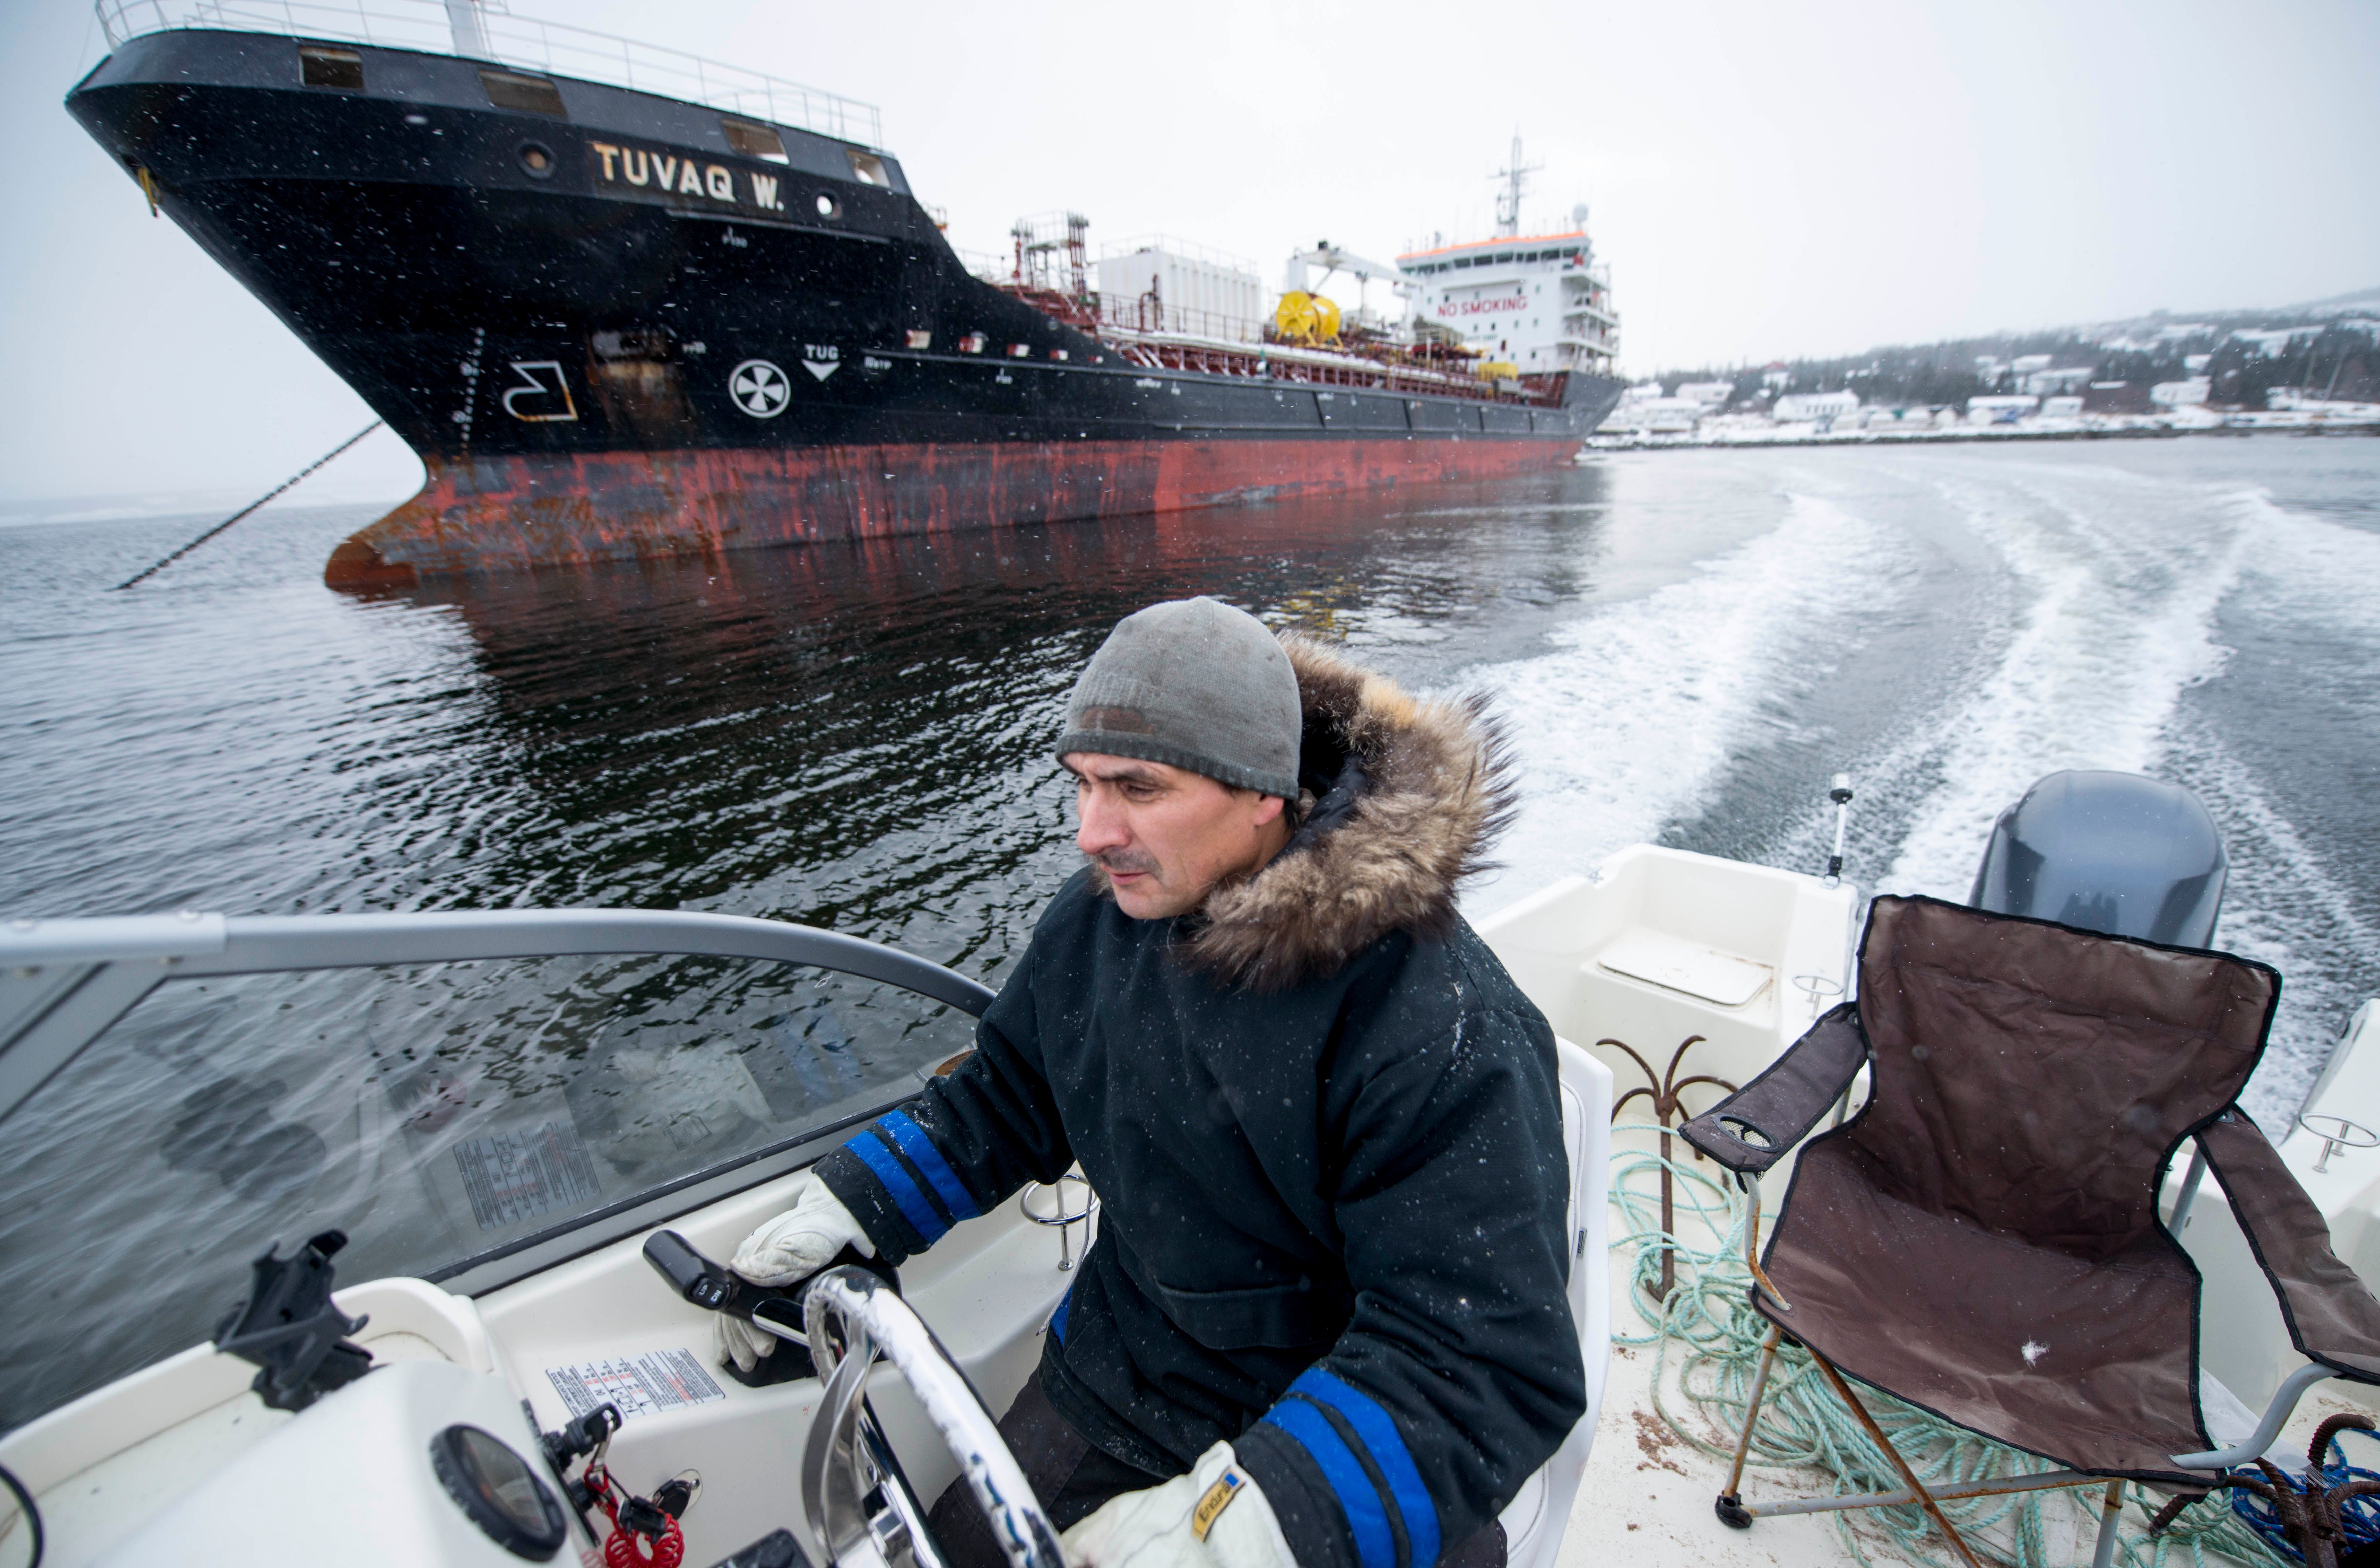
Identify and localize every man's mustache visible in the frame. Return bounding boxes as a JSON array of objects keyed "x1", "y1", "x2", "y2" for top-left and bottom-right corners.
[{"x1": 1090, "y1": 849, "x2": 1160, "y2": 877}]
